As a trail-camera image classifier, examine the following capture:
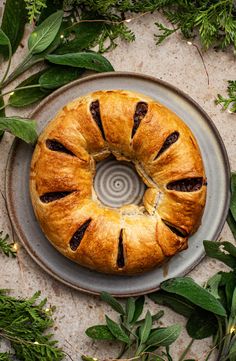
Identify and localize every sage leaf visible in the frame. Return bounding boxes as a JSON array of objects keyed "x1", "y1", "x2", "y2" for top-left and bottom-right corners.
[
  {"x1": 0, "y1": 117, "x2": 37, "y2": 143},
  {"x1": 146, "y1": 324, "x2": 181, "y2": 346},
  {"x1": 230, "y1": 173, "x2": 236, "y2": 221},
  {"x1": 229, "y1": 339, "x2": 236, "y2": 360},
  {"x1": 105, "y1": 316, "x2": 129, "y2": 343},
  {"x1": 0, "y1": 93, "x2": 5, "y2": 140},
  {"x1": 204, "y1": 241, "x2": 236, "y2": 269},
  {"x1": 132, "y1": 295, "x2": 145, "y2": 323},
  {"x1": 231, "y1": 288, "x2": 236, "y2": 317},
  {"x1": 9, "y1": 70, "x2": 51, "y2": 108},
  {"x1": 151, "y1": 310, "x2": 165, "y2": 322},
  {"x1": 45, "y1": 52, "x2": 114, "y2": 72},
  {"x1": 85, "y1": 325, "x2": 115, "y2": 341},
  {"x1": 39, "y1": 66, "x2": 84, "y2": 89},
  {"x1": 149, "y1": 291, "x2": 195, "y2": 318},
  {"x1": 223, "y1": 272, "x2": 236, "y2": 312},
  {"x1": 206, "y1": 274, "x2": 222, "y2": 299},
  {"x1": 161, "y1": 277, "x2": 227, "y2": 317},
  {"x1": 0, "y1": 0, "x2": 27, "y2": 57},
  {"x1": 186, "y1": 309, "x2": 217, "y2": 339},
  {"x1": 28, "y1": 10, "x2": 63, "y2": 55},
  {"x1": 136, "y1": 311, "x2": 164, "y2": 327},
  {"x1": 227, "y1": 211, "x2": 236, "y2": 241},
  {"x1": 100, "y1": 292, "x2": 125, "y2": 315},
  {"x1": 139, "y1": 310, "x2": 152, "y2": 344},
  {"x1": 126, "y1": 297, "x2": 135, "y2": 324},
  {"x1": 0, "y1": 29, "x2": 10, "y2": 46},
  {"x1": 55, "y1": 22, "x2": 103, "y2": 54}
]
